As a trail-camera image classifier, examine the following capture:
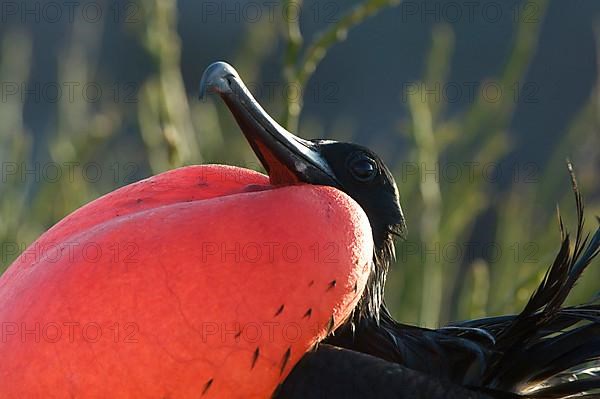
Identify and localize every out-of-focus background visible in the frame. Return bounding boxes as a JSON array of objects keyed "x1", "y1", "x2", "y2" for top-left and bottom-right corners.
[{"x1": 0, "y1": 0, "x2": 598, "y2": 327}]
